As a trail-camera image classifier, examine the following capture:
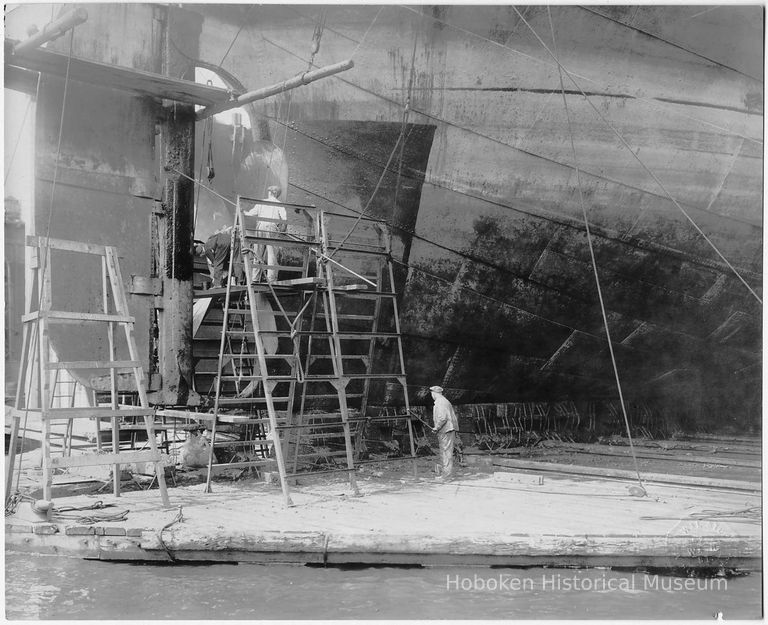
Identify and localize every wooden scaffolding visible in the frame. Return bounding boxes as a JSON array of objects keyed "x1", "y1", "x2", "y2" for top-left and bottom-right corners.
[{"x1": 201, "y1": 197, "x2": 417, "y2": 506}]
